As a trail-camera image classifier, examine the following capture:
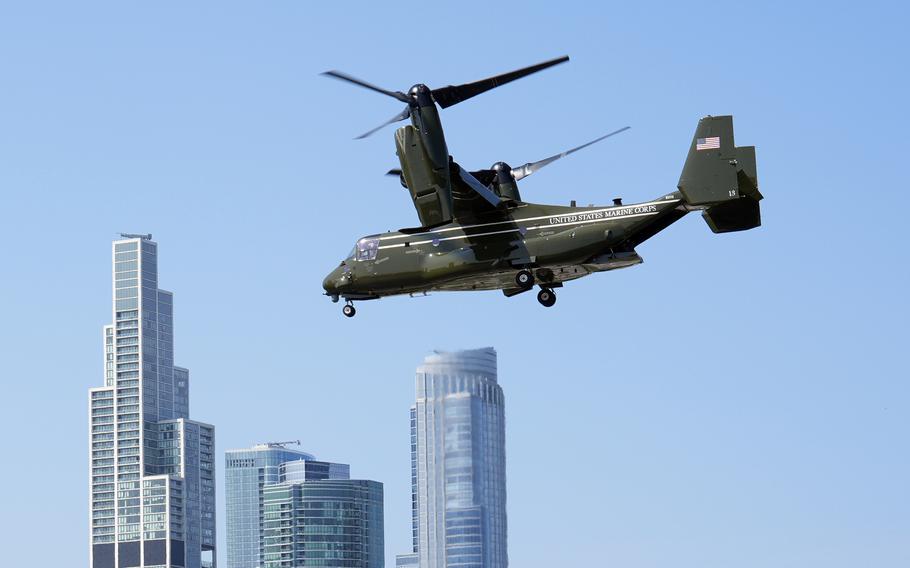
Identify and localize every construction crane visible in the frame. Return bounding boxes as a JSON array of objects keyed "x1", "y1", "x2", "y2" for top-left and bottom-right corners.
[{"x1": 257, "y1": 440, "x2": 301, "y2": 449}]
